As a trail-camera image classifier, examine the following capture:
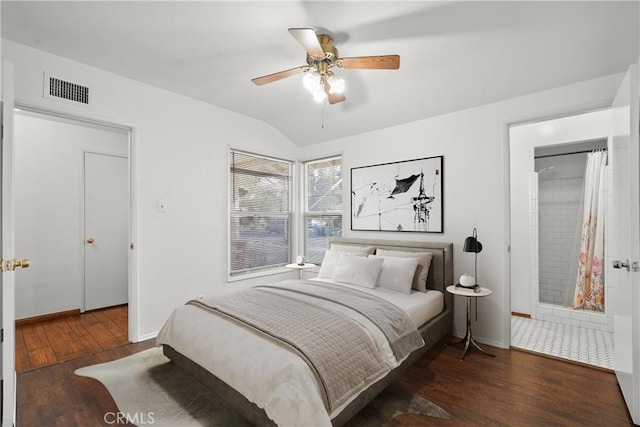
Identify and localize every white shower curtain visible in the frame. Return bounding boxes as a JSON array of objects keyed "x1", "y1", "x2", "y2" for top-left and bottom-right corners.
[{"x1": 572, "y1": 150, "x2": 607, "y2": 311}]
